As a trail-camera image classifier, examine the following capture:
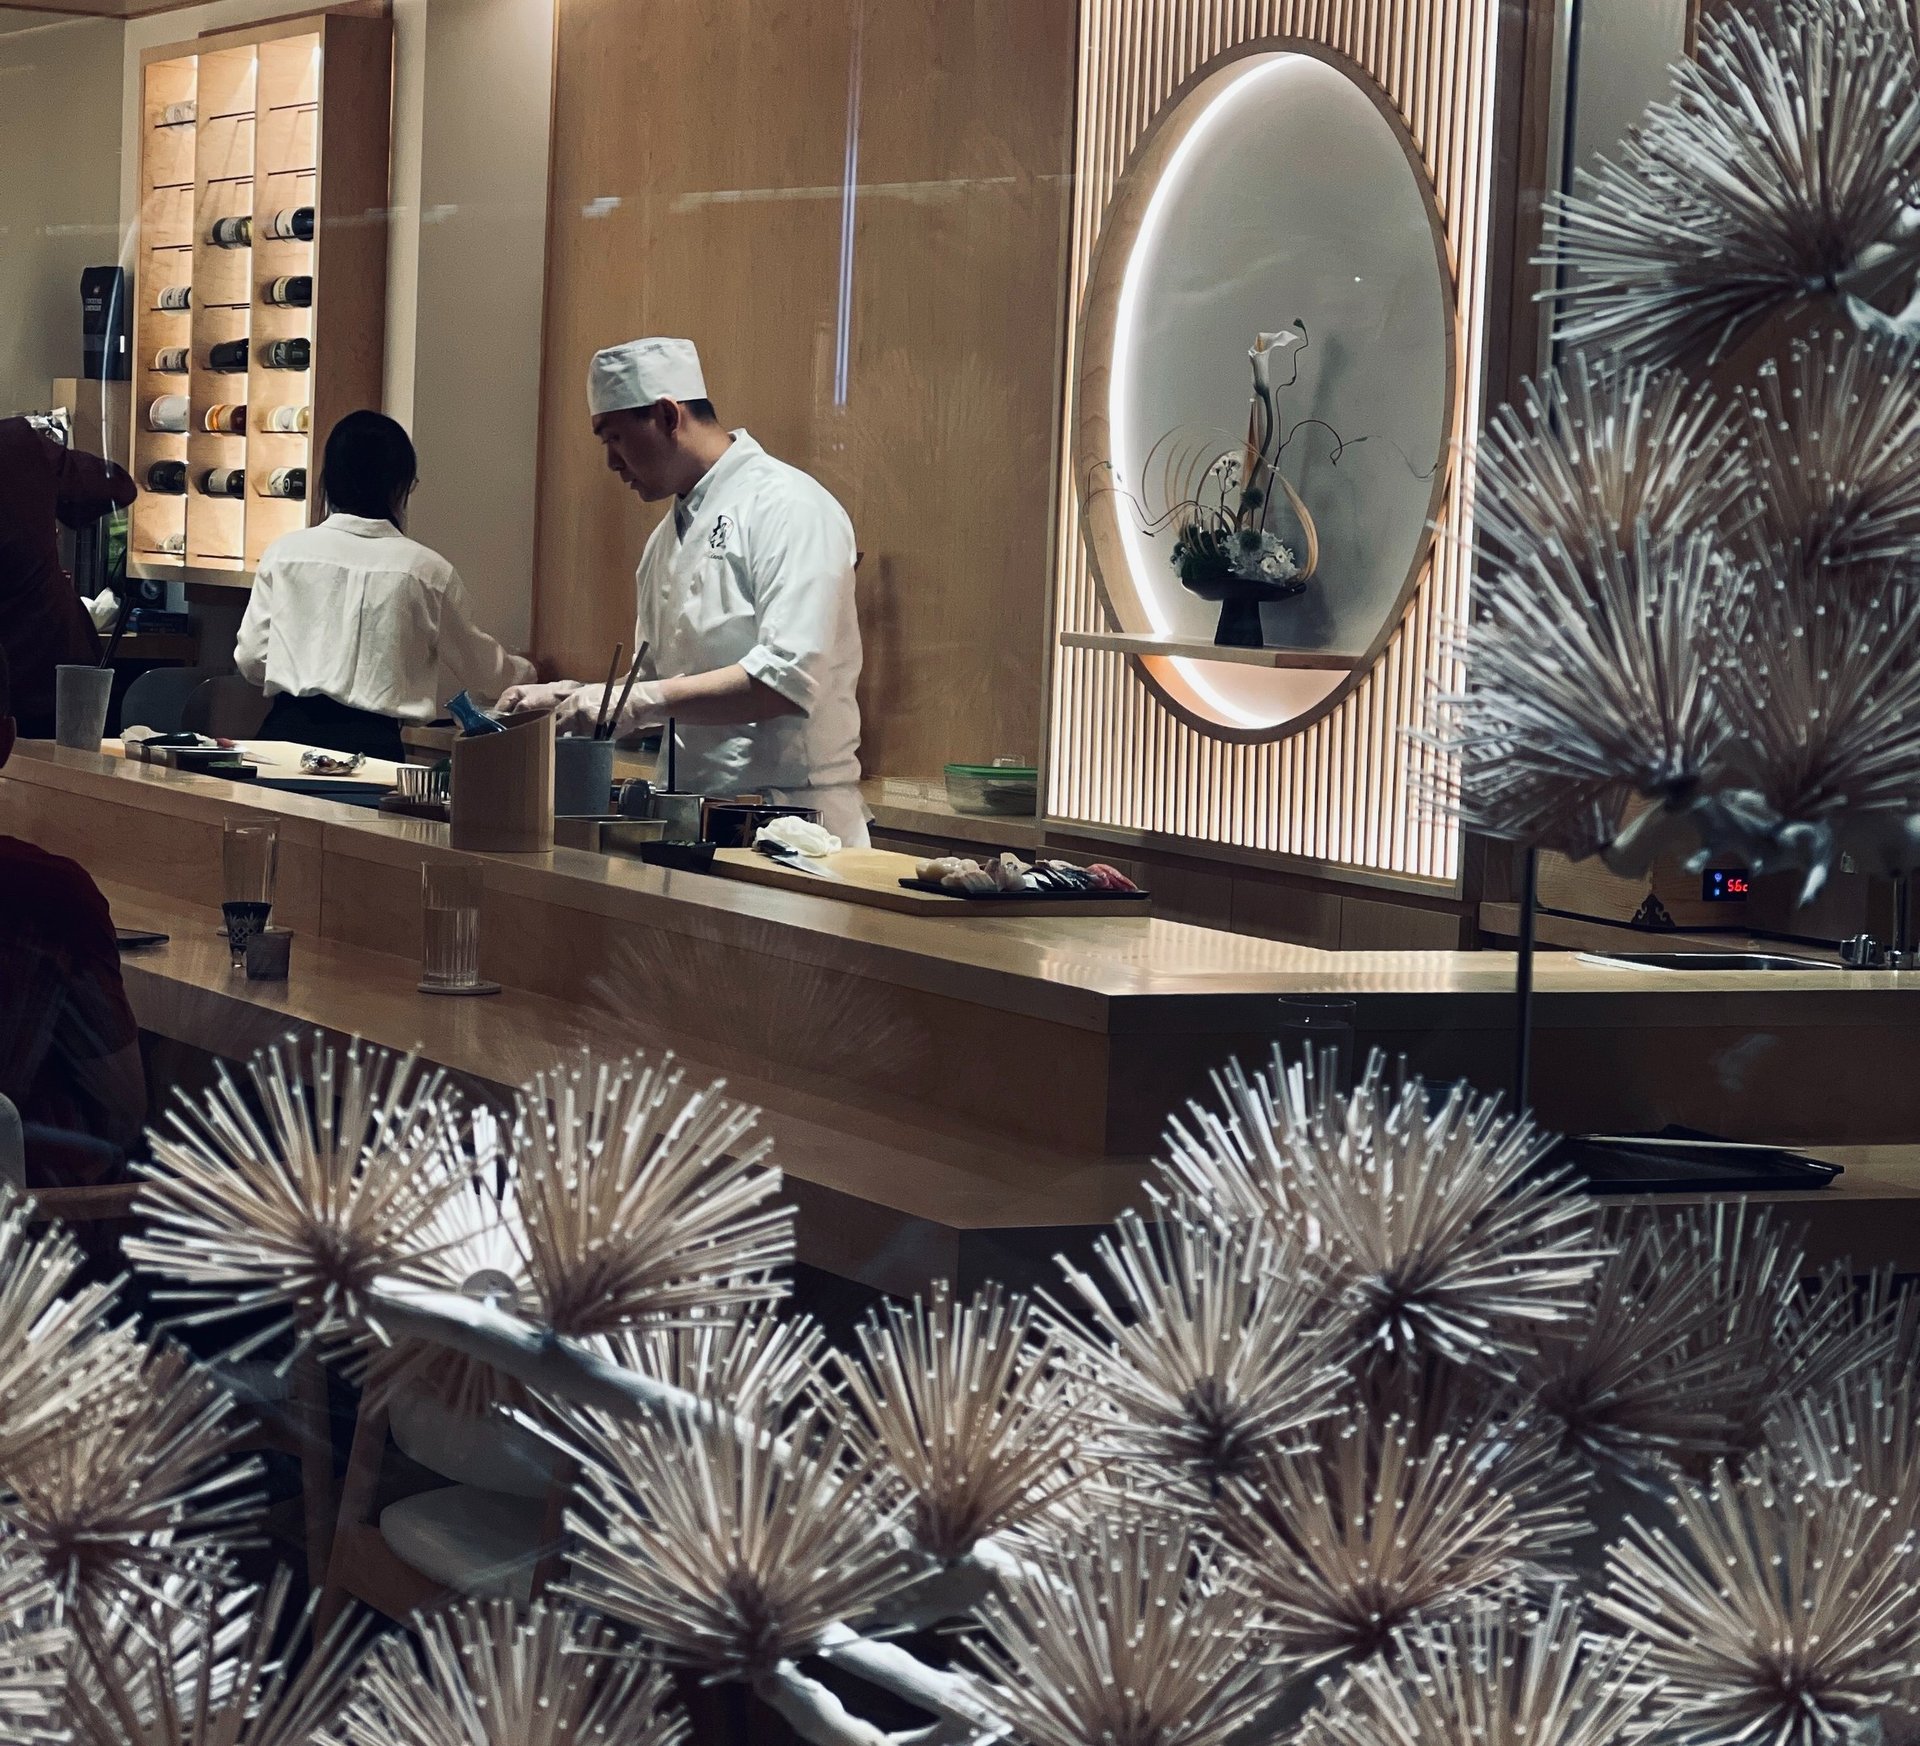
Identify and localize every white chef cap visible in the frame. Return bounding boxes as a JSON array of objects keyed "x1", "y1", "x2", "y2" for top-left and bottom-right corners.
[{"x1": 587, "y1": 337, "x2": 708, "y2": 416}]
